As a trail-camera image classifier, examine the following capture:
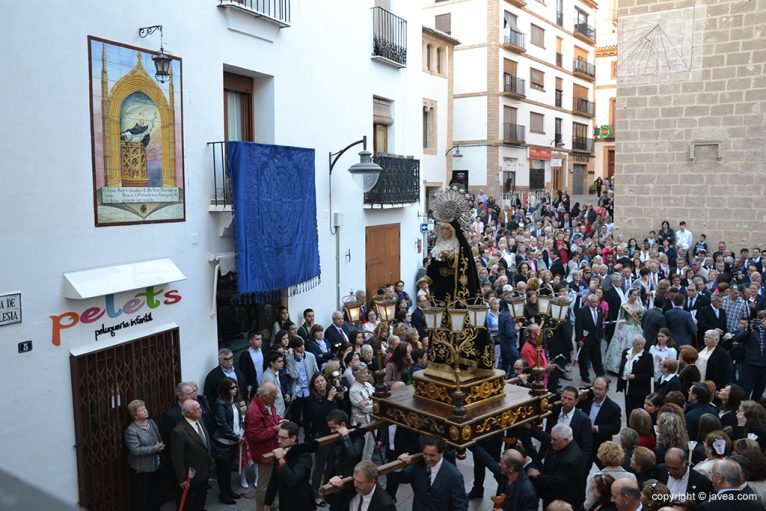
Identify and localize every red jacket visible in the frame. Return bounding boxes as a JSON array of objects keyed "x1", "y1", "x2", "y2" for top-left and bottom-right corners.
[{"x1": 245, "y1": 396, "x2": 281, "y2": 464}]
